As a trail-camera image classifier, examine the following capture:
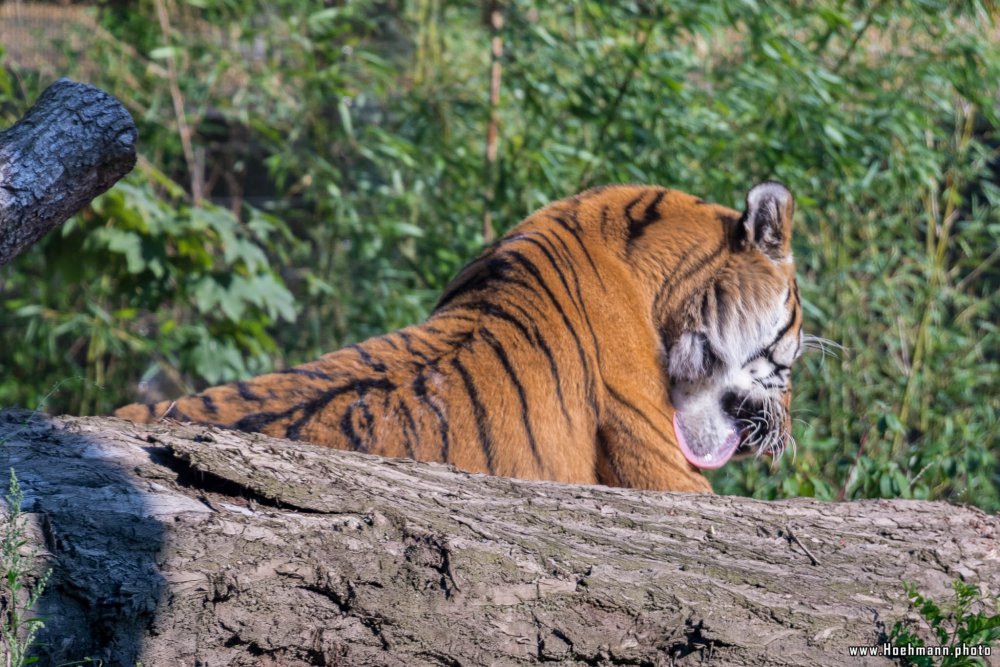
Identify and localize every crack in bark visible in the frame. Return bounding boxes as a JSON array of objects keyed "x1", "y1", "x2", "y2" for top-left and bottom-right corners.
[{"x1": 147, "y1": 442, "x2": 330, "y2": 514}]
